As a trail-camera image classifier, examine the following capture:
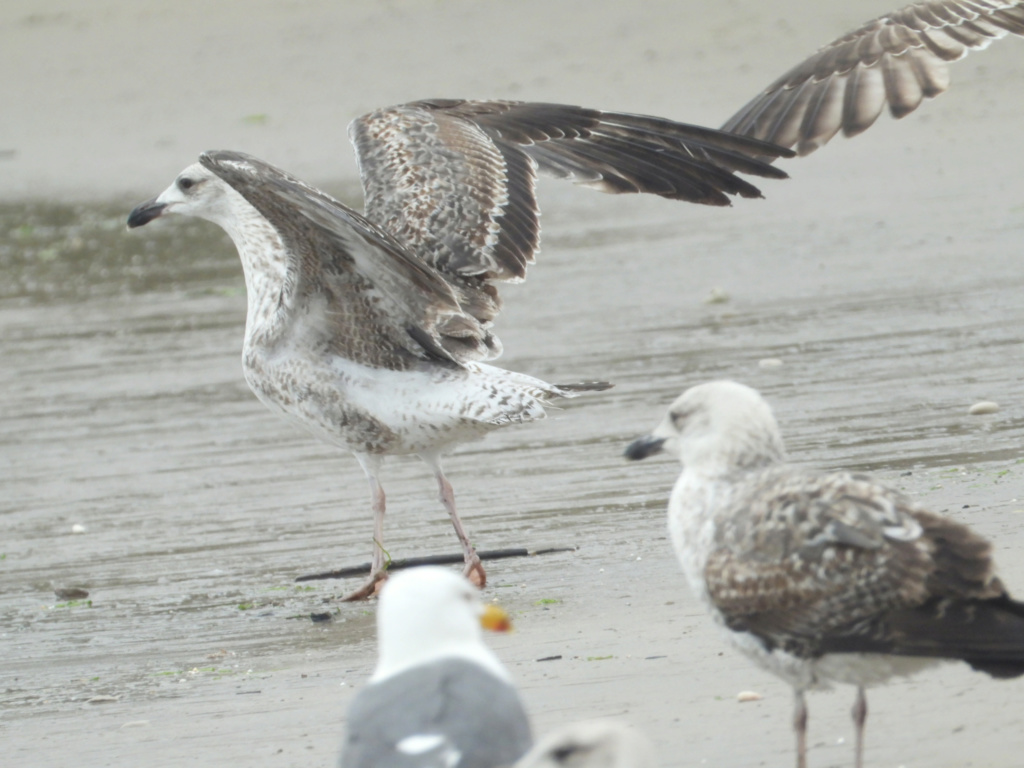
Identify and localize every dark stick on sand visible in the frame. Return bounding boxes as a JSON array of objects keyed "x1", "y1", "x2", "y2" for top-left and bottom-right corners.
[{"x1": 296, "y1": 547, "x2": 577, "y2": 582}]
